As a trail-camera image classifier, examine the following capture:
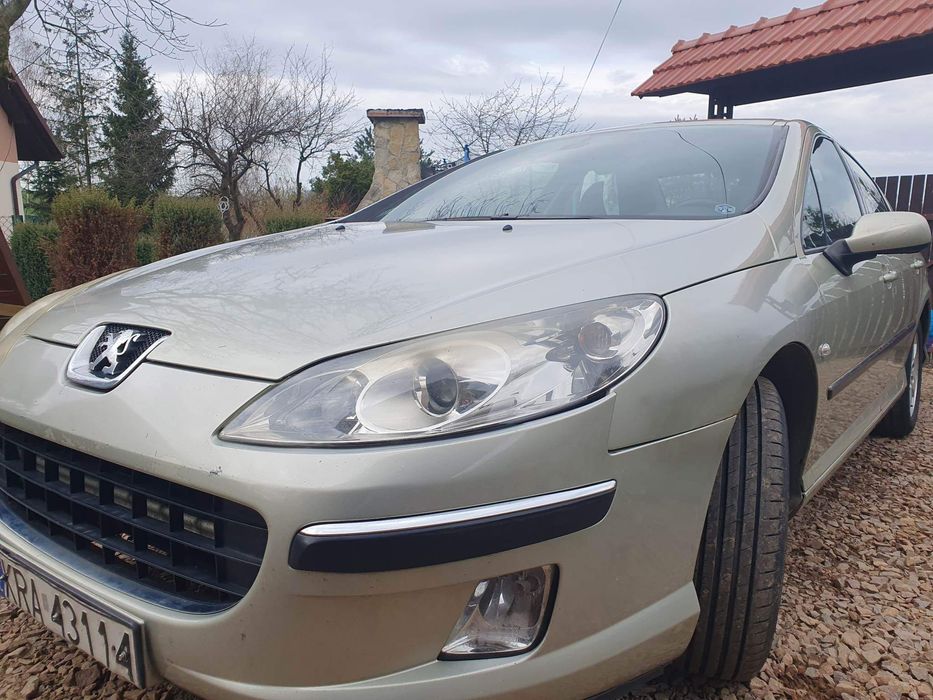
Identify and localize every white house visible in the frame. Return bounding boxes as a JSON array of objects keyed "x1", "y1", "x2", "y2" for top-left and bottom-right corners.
[{"x1": 0, "y1": 69, "x2": 62, "y2": 315}]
